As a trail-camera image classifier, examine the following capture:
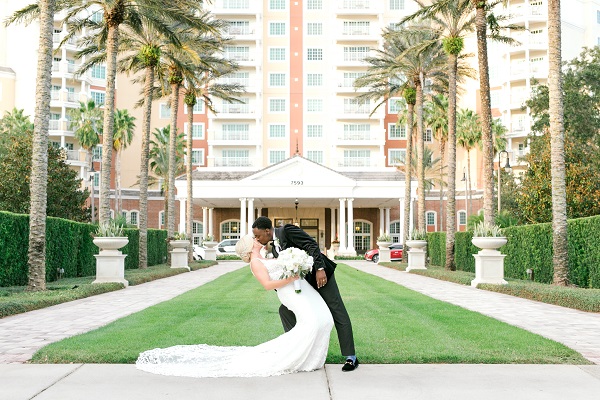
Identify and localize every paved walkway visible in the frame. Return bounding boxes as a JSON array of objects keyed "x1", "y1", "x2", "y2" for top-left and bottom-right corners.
[{"x1": 1, "y1": 260, "x2": 600, "y2": 399}]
